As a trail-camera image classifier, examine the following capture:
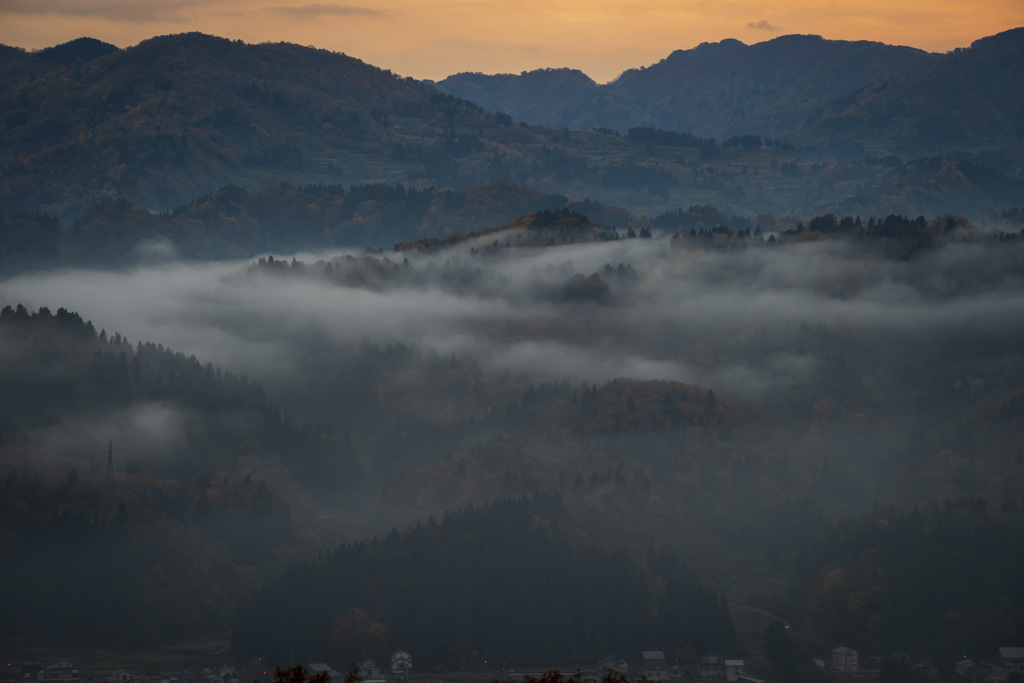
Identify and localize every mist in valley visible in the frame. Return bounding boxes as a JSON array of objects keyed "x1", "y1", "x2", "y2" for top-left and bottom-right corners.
[
  {"x1": 2, "y1": 21, "x2": 1024, "y2": 680},
  {"x1": 3, "y1": 221, "x2": 1024, "y2": 673},
  {"x1": 4, "y1": 230, "x2": 1022, "y2": 489},
  {"x1": 5, "y1": 233, "x2": 1022, "y2": 392}
]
